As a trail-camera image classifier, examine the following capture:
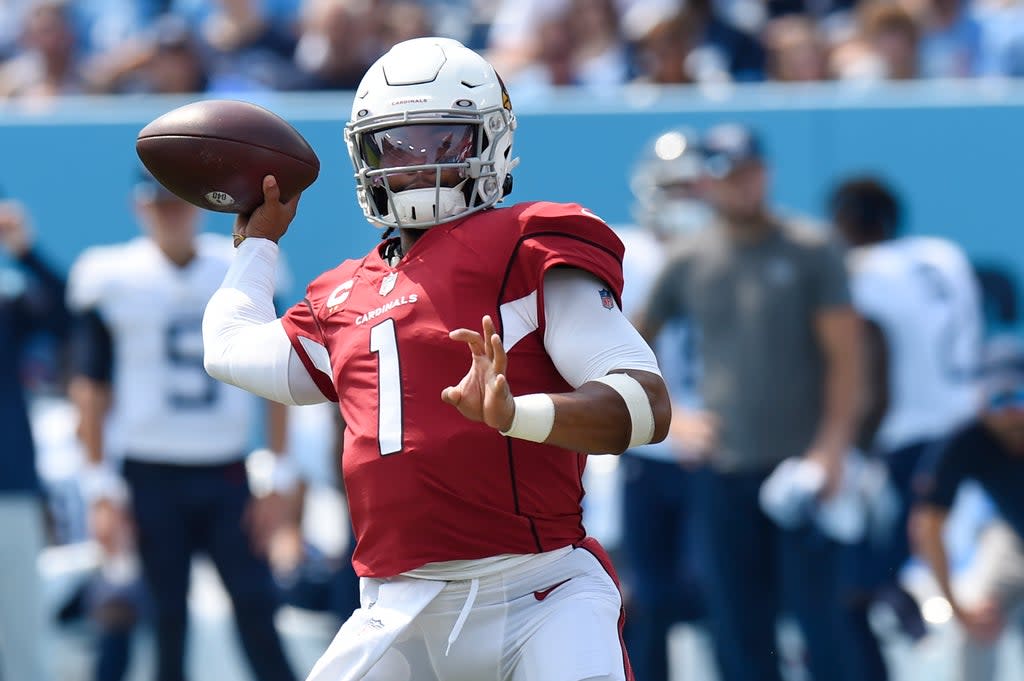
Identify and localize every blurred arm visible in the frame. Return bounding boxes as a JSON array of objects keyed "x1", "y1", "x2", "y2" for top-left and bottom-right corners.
[
  {"x1": 203, "y1": 238, "x2": 326, "y2": 406},
  {"x1": 68, "y1": 310, "x2": 114, "y2": 468},
  {"x1": 810, "y1": 306, "x2": 863, "y2": 460},
  {"x1": 857, "y1": 318, "x2": 890, "y2": 451},
  {"x1": 910, "y1": 506, "x2": 958, "y2": 610}
]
